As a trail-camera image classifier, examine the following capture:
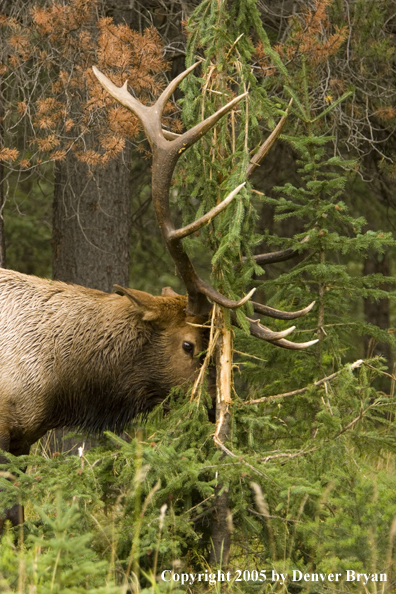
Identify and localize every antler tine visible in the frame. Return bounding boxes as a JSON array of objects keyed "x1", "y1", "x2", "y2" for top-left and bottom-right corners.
[
  {"x1": 162, "y1": 129, "x2": 180, "y2": 140},
  {"x1": 230, "y1": 312, "x2": 318, "y2": 349},
  {"x1": 155, "y1": 62, "x2": 201, "y2": 110},
  {"x1": 252, "y1": 247, "x2": 297, "y2": 265},
  {"x1": 246, "y1": 235, "x2": 310, "y2": 266},
  {"x1": 174, "y1": 92, "x2": 248, "y2": 156},
  {"x1": 246, "y1": 319, "x2": 297, "y2": 341},
  {"x1": 252, "y1": 300, "x2": 316, "y2": 320},
  {"x1": 195, "y1": 284, "x2": 257, "y2": 310},
  {"x1": 246, "y1": 98, "x2": 292, "y2": 180},
  {"x1": 169, "y1": 183, "x2": 246, "y2": 241},
  {"x1": 92, "y1": 66, "x2": 149, "y2": 122},
  {"x1": 247, "y1": 318, "x2": 318, "y2": 349},
  {"x1": 268, "y1": 337, "x2": 319, "y2": 350}
]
